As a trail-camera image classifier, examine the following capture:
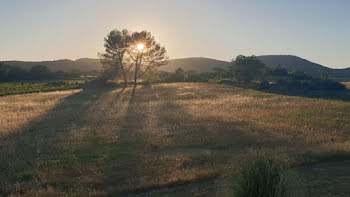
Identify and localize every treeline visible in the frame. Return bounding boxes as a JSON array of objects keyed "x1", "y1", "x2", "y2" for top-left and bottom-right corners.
[
  {"x1": 0, "y1": 62, "x2": 83, "y2": 82},
  {"x1": 153, "y1": 55, "x2": 346, "y2": 91}
]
